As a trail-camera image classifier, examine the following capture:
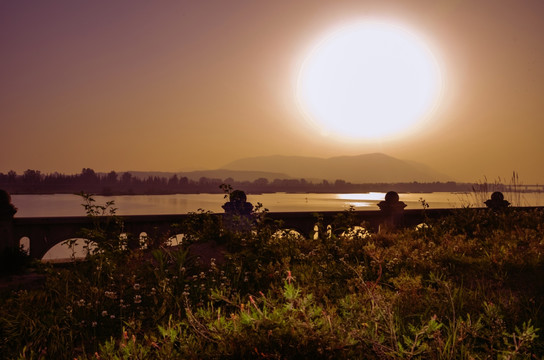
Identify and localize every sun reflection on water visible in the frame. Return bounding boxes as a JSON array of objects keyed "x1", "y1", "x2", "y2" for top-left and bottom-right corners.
[
  {"x1": 345, "y1": 202, "x2": 373, "y2": 208},
  {"x1": 336, "y1": 192, "x2": 386, "y2": 201}
]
